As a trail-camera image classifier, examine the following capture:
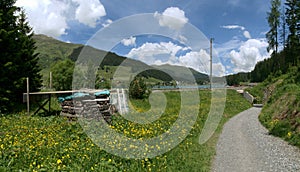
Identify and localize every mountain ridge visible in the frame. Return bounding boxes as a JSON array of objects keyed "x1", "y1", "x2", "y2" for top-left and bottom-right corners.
[{"x1": 33, "y1": 34, "x2": 209, "y2": 87}]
